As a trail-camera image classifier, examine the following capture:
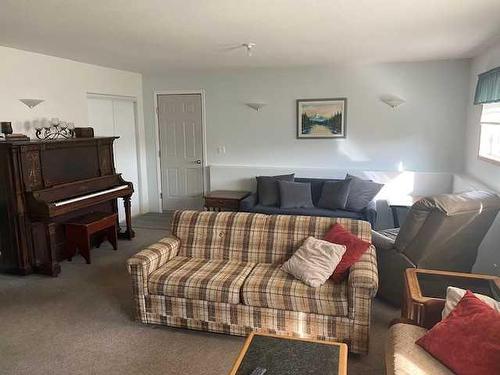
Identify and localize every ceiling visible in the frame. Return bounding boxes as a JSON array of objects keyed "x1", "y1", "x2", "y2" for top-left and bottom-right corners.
[{"x1": 1, "y1": 0, "x2": 500, "y2": 73}]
